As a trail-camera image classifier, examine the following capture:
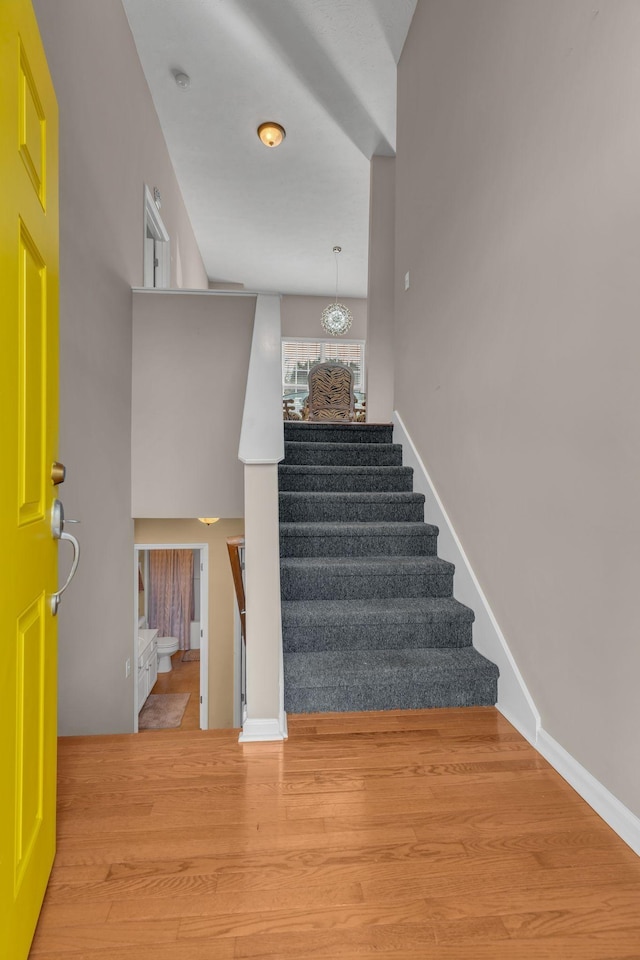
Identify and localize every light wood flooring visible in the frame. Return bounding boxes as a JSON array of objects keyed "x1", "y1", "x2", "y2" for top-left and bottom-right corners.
[
  {"x1": 31, "y1": 708, "x2": 640, "y2": 959},
  {"x1": 144, "y1": 649, "x2": 201, "y2": 731}
]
